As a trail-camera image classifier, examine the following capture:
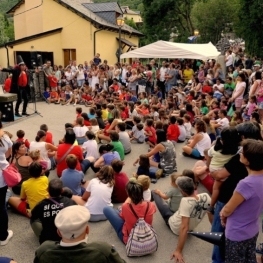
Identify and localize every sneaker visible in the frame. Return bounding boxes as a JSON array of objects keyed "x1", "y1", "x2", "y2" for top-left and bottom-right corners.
[
  {"x1": 22, "y1": 112, "x2": 29, "y2": 116},
  {"x1": 15, "y1": 113, "x2": 22, "y2": 117},
  {"x1": 65, "y1": 103, "x2": 69, "y2": 106},
  {"x1": 73, "y1": 103, "x2": 76, "y2": 106},
  {"x1": 0, "y1": 230, "x2": 13, "y2": 246},
  {"x1": 155, "y1": 169, "x2": 163, "y2": 179}
]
